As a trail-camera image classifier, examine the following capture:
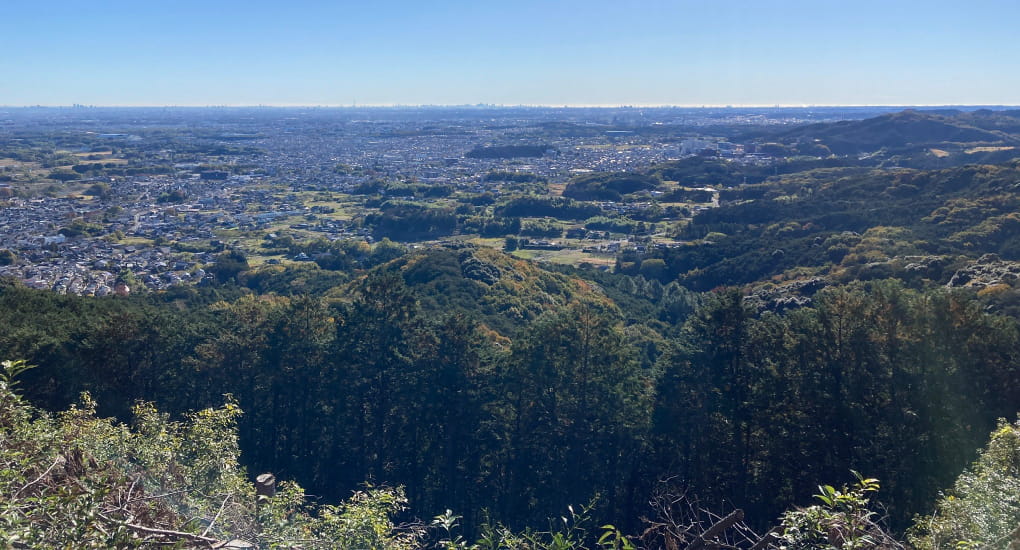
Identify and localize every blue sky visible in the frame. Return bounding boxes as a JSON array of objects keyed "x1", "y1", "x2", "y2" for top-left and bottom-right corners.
[{"x1": 2, "y1": 0, "x2": 1018, "y2": 106}]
